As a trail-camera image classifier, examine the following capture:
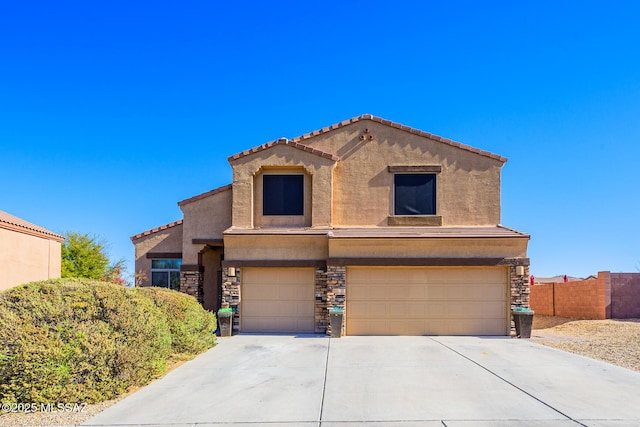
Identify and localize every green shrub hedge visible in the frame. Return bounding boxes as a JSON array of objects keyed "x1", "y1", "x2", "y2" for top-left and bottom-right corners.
[
  {"x1": 137, "y1": 287, "x2": 217, "y2": 354},
  {"x1": 0, "y1": 279, "x2": 217, "y2": 404}
]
